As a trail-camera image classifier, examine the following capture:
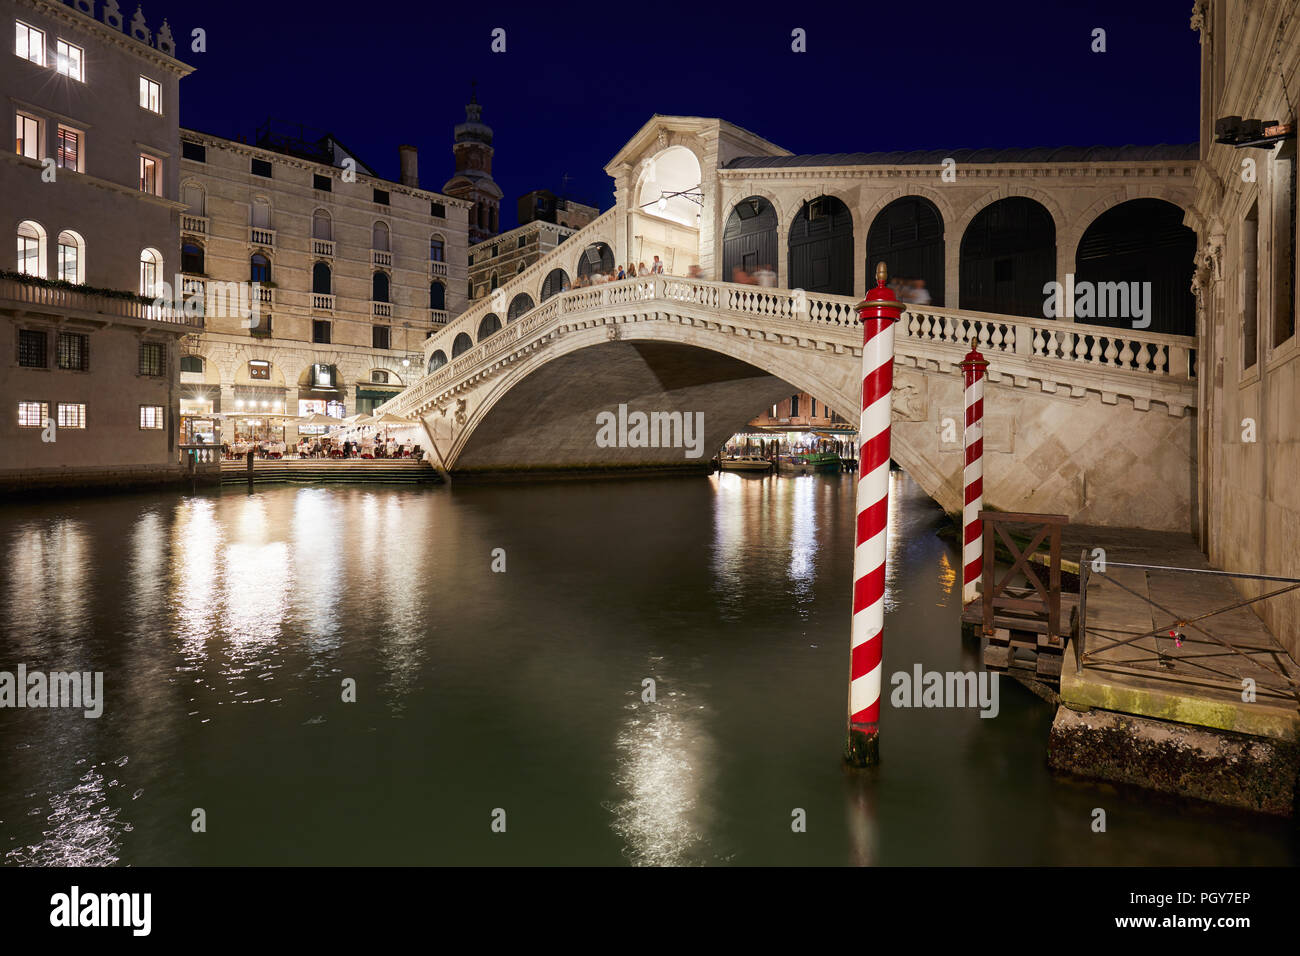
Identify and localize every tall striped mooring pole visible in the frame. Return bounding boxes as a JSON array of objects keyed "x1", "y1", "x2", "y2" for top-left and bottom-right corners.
[
  {"x1": 846, "y1": 262, "x2": 905, "y2": 768},
  {"x1": 960, "y1": 345, "x2": 989, "y2": 607}
]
